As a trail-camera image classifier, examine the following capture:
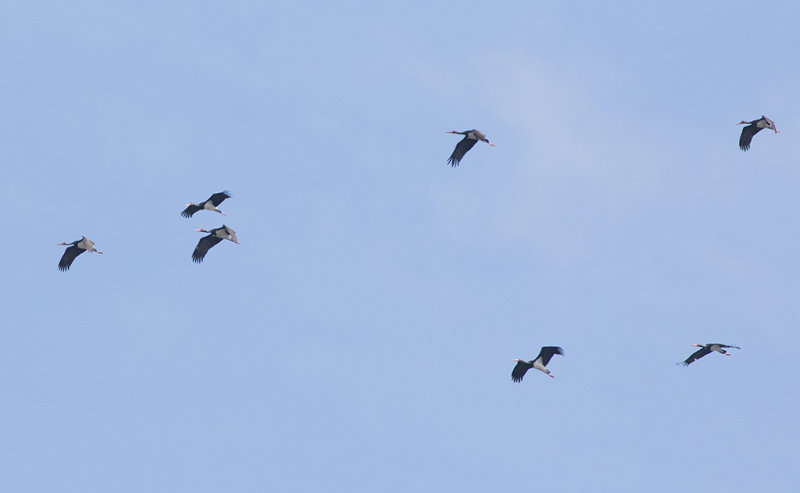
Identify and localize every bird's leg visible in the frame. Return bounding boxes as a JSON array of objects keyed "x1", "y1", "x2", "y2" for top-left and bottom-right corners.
[{"x1": 549, "y1": 373, "x2": 555, "y2": 378}]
